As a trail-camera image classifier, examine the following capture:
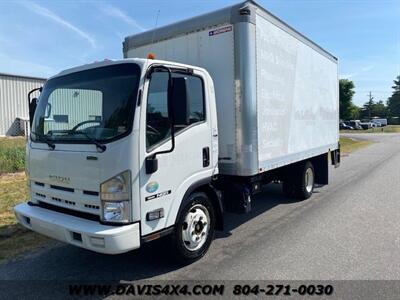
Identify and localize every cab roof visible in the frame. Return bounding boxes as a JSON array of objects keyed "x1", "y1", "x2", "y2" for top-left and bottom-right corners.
[{"x1": 49, "y1": 58, "x2": 207, "y2": 81}]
